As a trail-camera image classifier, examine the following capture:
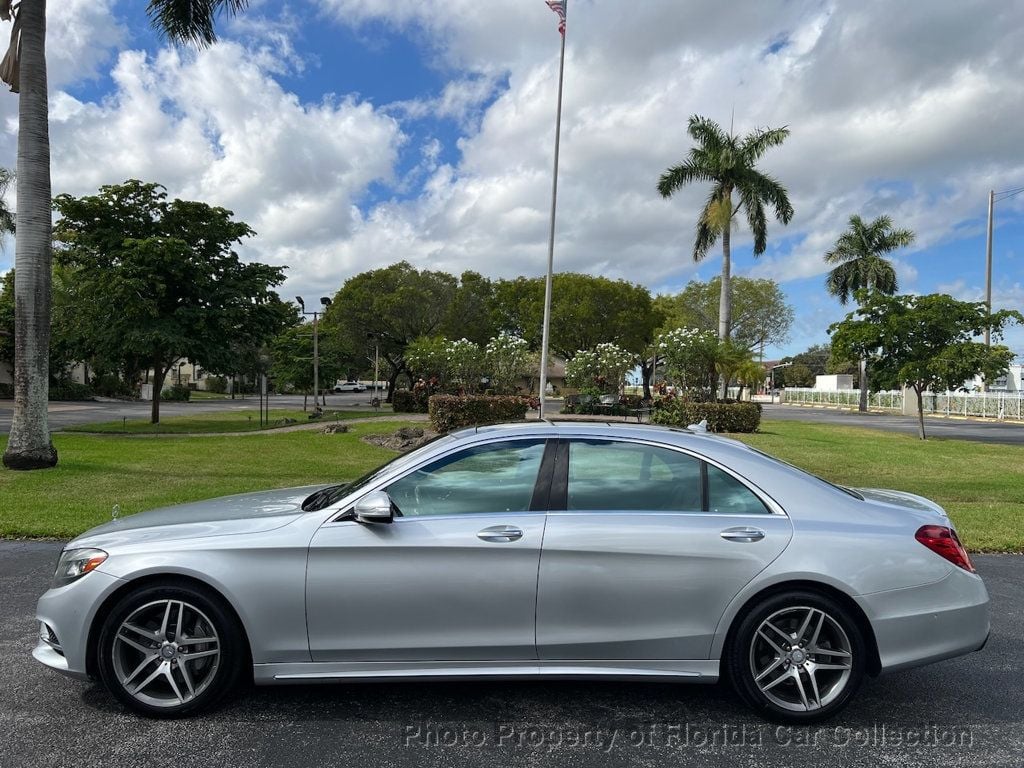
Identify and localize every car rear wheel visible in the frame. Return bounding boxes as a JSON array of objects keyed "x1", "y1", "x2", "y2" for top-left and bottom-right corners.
[
  {"x1": 726, "y1": 590, "x2": 865, "y2": 723},
  {"x1": 96, "y1": 582, "x2": 245, "y2": 717}
]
